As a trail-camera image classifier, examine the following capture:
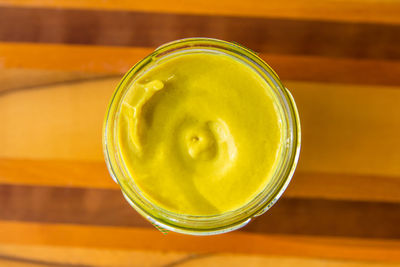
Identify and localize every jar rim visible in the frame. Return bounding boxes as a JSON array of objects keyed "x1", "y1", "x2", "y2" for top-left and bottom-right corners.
[{"x1": 103, "y1": 37, "x2": 301, "y2": 235}]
